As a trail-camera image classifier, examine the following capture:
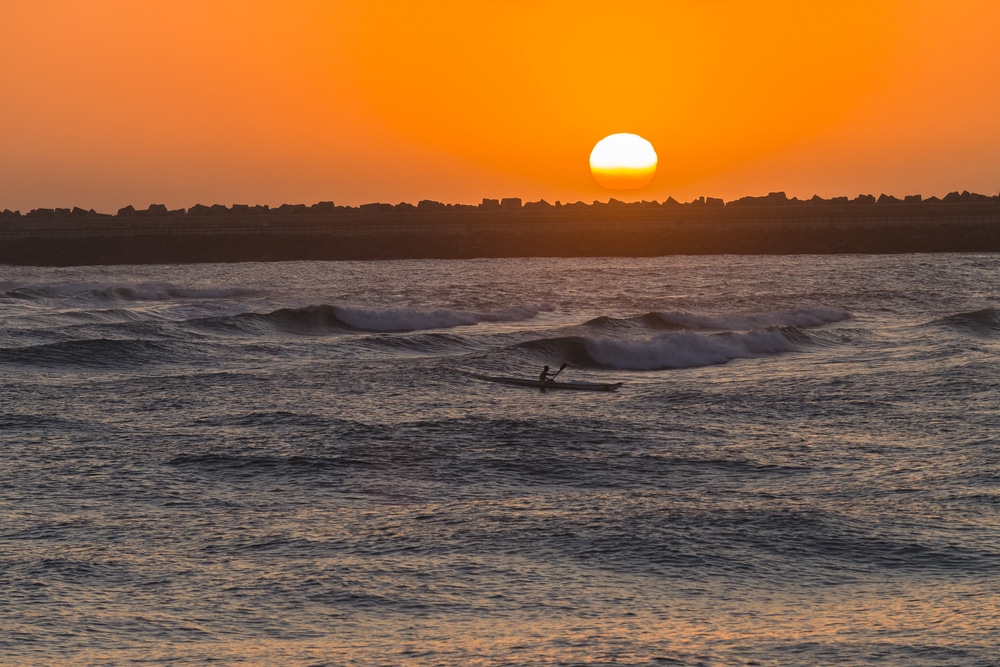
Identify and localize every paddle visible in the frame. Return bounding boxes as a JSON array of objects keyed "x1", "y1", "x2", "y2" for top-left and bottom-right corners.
[{"x1": 538, "y1": 362, "x2": 566, "y2": 393}]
